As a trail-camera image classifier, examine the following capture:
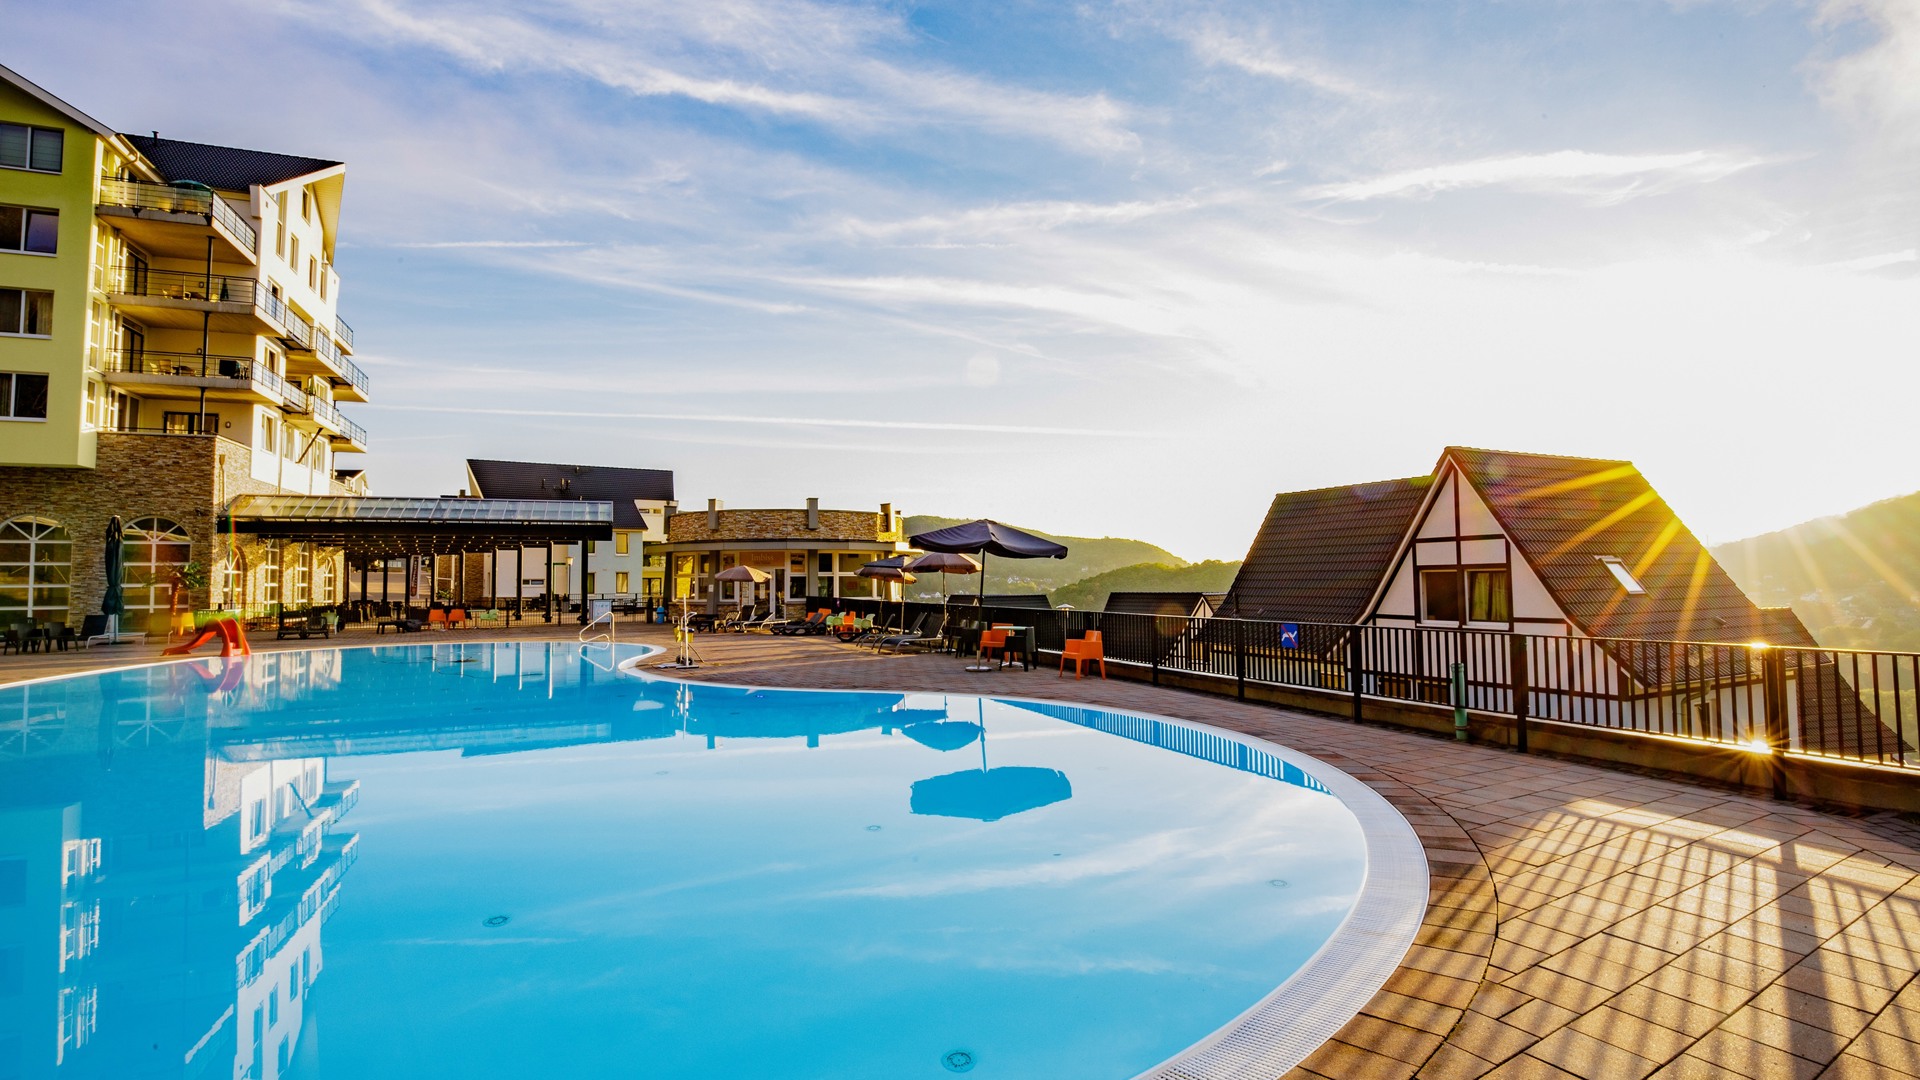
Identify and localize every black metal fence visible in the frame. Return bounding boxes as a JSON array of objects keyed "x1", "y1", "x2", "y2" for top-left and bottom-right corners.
[{"x1": 821, "y1": 597, "x2": 1920, "y2": 778}]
